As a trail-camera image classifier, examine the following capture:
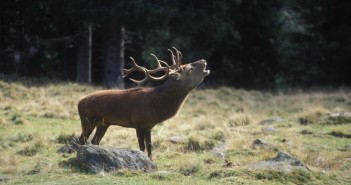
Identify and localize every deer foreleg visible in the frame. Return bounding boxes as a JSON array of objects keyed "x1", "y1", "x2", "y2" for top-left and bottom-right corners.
[
  {"x1": 144, "y1": 129, "x2": 152, "y2": 160},
  {"x1": 136, "y1": 128, "x2": 145, "y2": 152}
]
